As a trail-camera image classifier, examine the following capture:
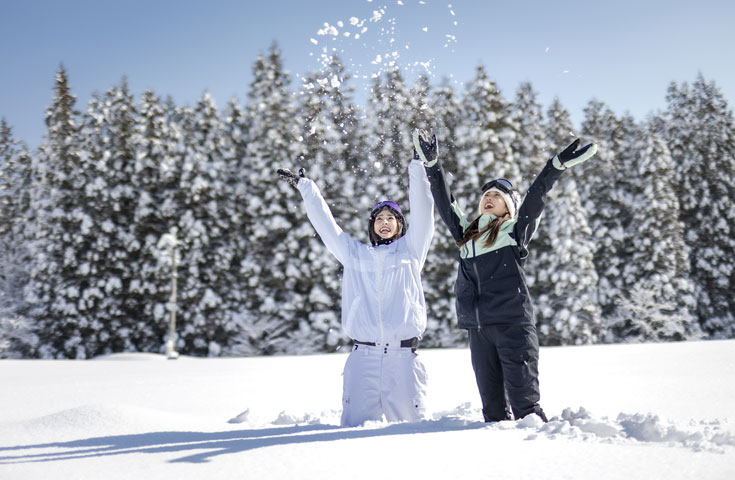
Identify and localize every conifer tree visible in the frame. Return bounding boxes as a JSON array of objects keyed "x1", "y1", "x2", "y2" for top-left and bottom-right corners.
[
  {"x1": 430, "y1": 78, "x2": 463, "y2": 173},
  {"x1": 532, "y1": 99, "x2": 601, "y2": 345},
  {"x1": 130, "y1": 89, "x2": 184, "y2": 353},
  {"x1": 237, "y1": 43, "x2": 305, "y2": 354},
  {"x1": 511, "y1": 82, "x2": 548, "y2": 183},
  {"x1": 664, "y1": 75, "x2": 735, "y2": 336},
  {"x1": 457, "y1": 65, "x2": 518, "y2": 200},
  {"x1": 405, "y1": 75, "x2": 434, "y2": 132},
  {"x1": 73, "y1": 79, "x2": 146, "y2": 355},
  {"x1": 220, "y1": 96, "x2": 262, "y2": 354},
  {"x1": 607, "y1": 118, "x2": 697, "y2": 342},
  {"x1": 0, "y1": 120, "x2": 36, "y2": 356},
  {"x1": 27, "y1": 66, "x2": 88, "y2": 358},
  {"x1": 365, "y1": 67, "x2": 414, "y2": 205},
  {"x1": 171, "y1": 93, "x2": 237, "y2": 356},
  {"x1": 578, "y1": 99, "x2": 630, "y2": 317},
  {"x1": 0, "y1": 120, "x2": 31, "y2": 243}
]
